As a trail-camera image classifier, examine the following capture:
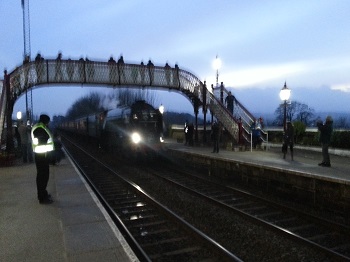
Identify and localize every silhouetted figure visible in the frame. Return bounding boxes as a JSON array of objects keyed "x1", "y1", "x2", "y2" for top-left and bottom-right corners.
[
  {"x1": 108, "y1": 56, "x2": 117, "y2": 85},
  {"x1": 66, "y1": 58, "x2": 75, "y2": 81},
  {"x1": 251, "y1": 119, "x2": 261, "y2": 149},
  {"x1": 225, "y1": 91, "x2": 235, "y2": 115},
  {"x1": 317, "y1": 116, "x2": 333, "y2": 167},
  {"x1": 238, "y1": 117, "x2": 244, "y2": 145},
  {"x1": 211, "y1": 121, "x2": 220, "y2": 153},
  {"x1": 86, "y1": 58, "x2": 95, "y2": 82},
  {"x1": 35, "y1": 53, "x2": 45, "y2": 83},
  {"x1": 78, "y1": 58, "x2": 85, "y2": 82},
  {"x1": 118, "y1": 55, "x2": 125, "y2": 83},
  {"x1": 258, "y1": 117, "x2": 264, "y2": 129},
  {"x1": 147, "y1": 60, "x2": 154, "y2": 85},
  {"x1": 140, "y1": 61, "x2": 146, "y2": 87},
  {"x1": 184, "y1": 120, "x2": 189, "y2": 145},
  {"x1": 282, "y1": 121, "x2": 294, "y2": 160},
  {"x1": 55, "y1": 52, "x2": 63, "y2": 81},
  {"x1": 164, "y1": 63, "x2": 171, "y2": 85},
  {"x1": 173, "y1": 64, "x2": 179, "y2": 88}
]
